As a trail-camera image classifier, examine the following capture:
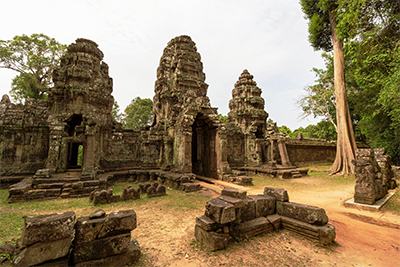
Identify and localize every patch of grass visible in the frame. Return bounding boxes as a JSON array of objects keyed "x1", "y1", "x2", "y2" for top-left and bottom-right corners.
[
  {"x1": 381, "y1": 189, "x2": 400, "y2": 215},
  {"x1": 0, "y1": 210, "x2": 27, "y2": 244}
]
